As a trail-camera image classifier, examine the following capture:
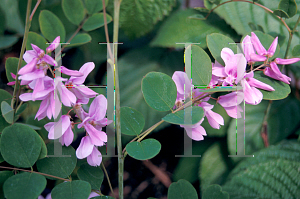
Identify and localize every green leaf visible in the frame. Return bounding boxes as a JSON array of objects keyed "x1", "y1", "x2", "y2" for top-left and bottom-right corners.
[
  {"x1": 3, "y1": 172, "x2": 46, "y2": 199},
  {"x1": 202, "y1": 184, "x2": 229, "y2": 199},
  {"x1": 77, "y1": 163, "x2": 104, "y2": 190},
  {"x1": 196, "y1": 86, "x2": 243, "y2": 93},
  {"x1": 292, "y1": 44, "x2": 300, "y2": 57},
  {"x1": 162, "y1": 106, "x2": 204, "y2": 125},
  {"x1": 227, "y1": 102, "x2": 267, "y2": 162},
  {"x1": 82, "y1": 13, "x2": 112, "y2": 31},
  {"x1": 208, "y1": 0, "x2": 221, "y2": 4},
  {"x1": 0, "y1": 171, "x2": 13, "y2": 199},
  {"x1": 253, "y1": 71, "x2": 290, "y2": 100},
  {"x1": 199, "y1": 143, "x2": 228, "y2": 192},
  {"x1": 111, "y1": 0, "x2": 176, "y2": 38},
  {"x1": 91, "y1": 196, "x2": 115, "y2": 199},
  {"x1": 39, "y1": 10, "x2": 66, "y2": 42},
  {"x1": 273, "y1": 9, "x2": 290, "y2": 18},
  {"x1": 194, "y1": 7, "x2": 210, "y2": 13},
  {"x1": 277, "y1": 0, "x2": 297, "y2": 18},
  {"x1": 204, "y1": 0, "x2": 214, "y2": 9},
  {"x1": 51, "y1": 180, "x2": 91, "y2": 199},
  {"x1": 26, "y1": 115, "x2": 49, "y2": 140},
  {"x1": 267, "y1": 96, "x2": 300, "y2": 145},
  {"x1": 5, "y1": 57, "x2": 26, "y2": 83},
  {"x1": 85, "y1": 0, "x2": 108, "y2": 14},
  {"x1": 120, "y1": 107, "x2": 145, "y2": 136},
  {"x1": 14, "y1": 123, "x2": 41, "y2": 130},
  {"x1": 0, "y1": 123, "x2": 42, "y2": 168},
  {"x1": 62, "y1": 0, "x2": 85, "y2": 25},
  {"x1": 151, "y1": 9, "x2": 236, "y2": 49},
  {"x1": 126, "y1": 138, "x2": 161, "y2": 160},
  {"x1": 38, "y1": 134, "x2": 47, "y2": 159},
  {"x1": 26, "y1": 32, "x2": 48, "y2": 51},
  {"x1": 15, "y1": 103, "x2": 27, "y2": 116},
  {"x1": 222, "y1": 140, "x2": 300, "y2": 198},
  {"x1": 0, "y1": 36, "x2": 18, "y2": 49},
  {"x1": 248, "y1": 22, "x2": 257, "y2": 31},
  {"x1": 188, "y1": 14, "x2": 206, "y2": 20},
  {"x1": 0, "y1": 89, "x2": 12, "y2": 133},
  {"x1": 0, "y1": 0, "x2": 24, "y2": 34},
  {"x1": 67, "y1": 33, "x2": 91, "y2": 48},
  {"x1": 1, "y1": 101, "x2": 13, "y2": 124},
  {"x1": 241, "y1": 31, "x2": 280, "y2": 60},
  {"x1": 167, "y1": 179, "x2": 198, "y2": 199},
  {"x1": 36, "y1": 144, "x2": 77, "y2": 179},
  {"x1": 189, "y1": 45, "x2": 212, "y2": 86},
  {"x1": 206, "y1": 33, "x2": 236, "y2": 66},
  {"x1": 141, "y1": 72, "x2": 177, "y2": 112}
]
